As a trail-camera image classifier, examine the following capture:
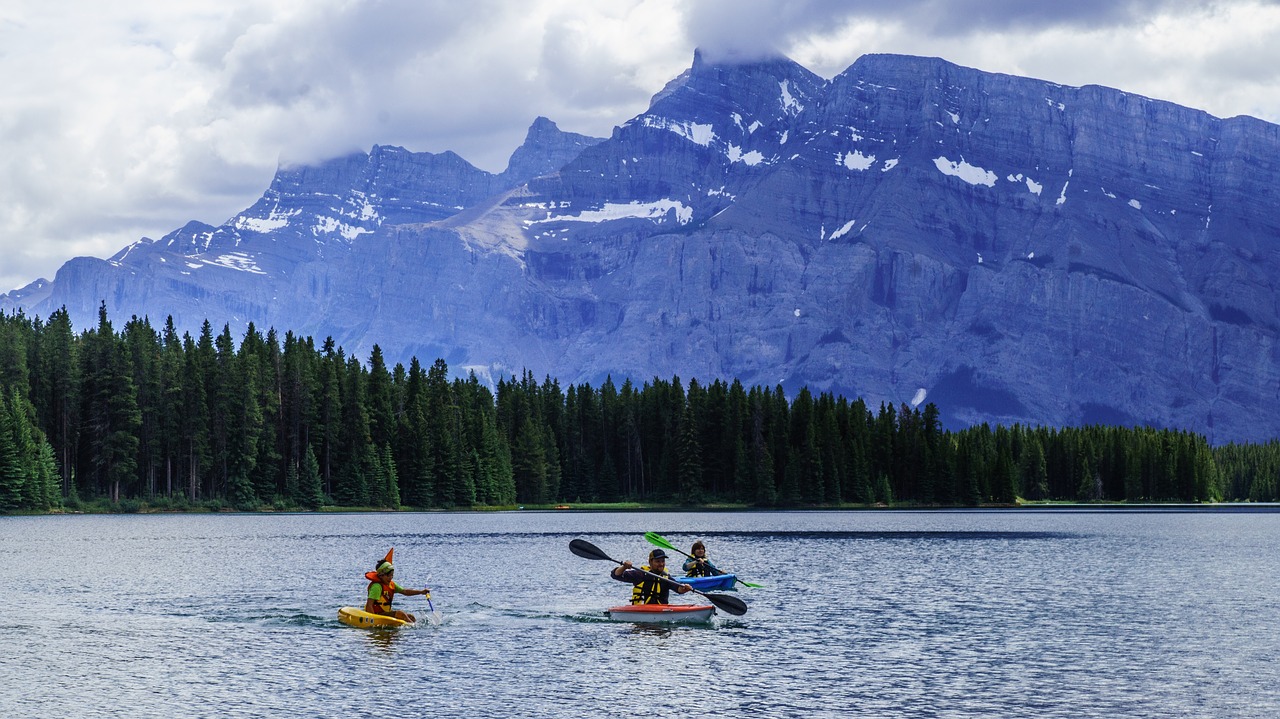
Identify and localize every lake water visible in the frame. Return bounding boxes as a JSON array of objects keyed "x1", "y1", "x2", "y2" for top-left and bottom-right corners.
[{"x1": 2, "y1": 509, "x2": 1278, "y2": 718}]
